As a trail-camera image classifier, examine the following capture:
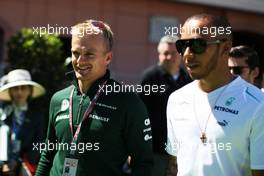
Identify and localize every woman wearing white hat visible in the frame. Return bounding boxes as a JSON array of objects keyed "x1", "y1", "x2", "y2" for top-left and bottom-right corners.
[{"x1": 0, "y1": 69, "x2": 46, "y2": 176}]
